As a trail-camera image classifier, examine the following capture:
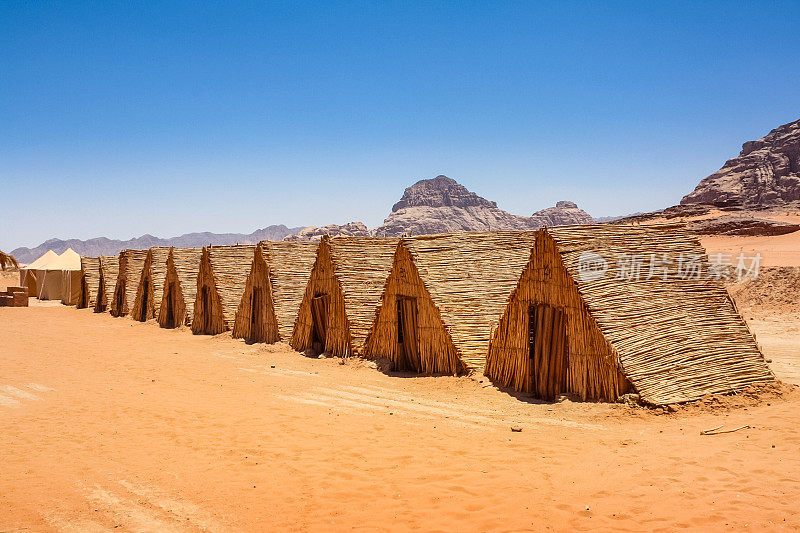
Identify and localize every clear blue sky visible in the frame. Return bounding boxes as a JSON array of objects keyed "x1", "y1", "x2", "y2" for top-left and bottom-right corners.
[{"x1": 2, "y1": 1, "x2": 799, "y2": 250}]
